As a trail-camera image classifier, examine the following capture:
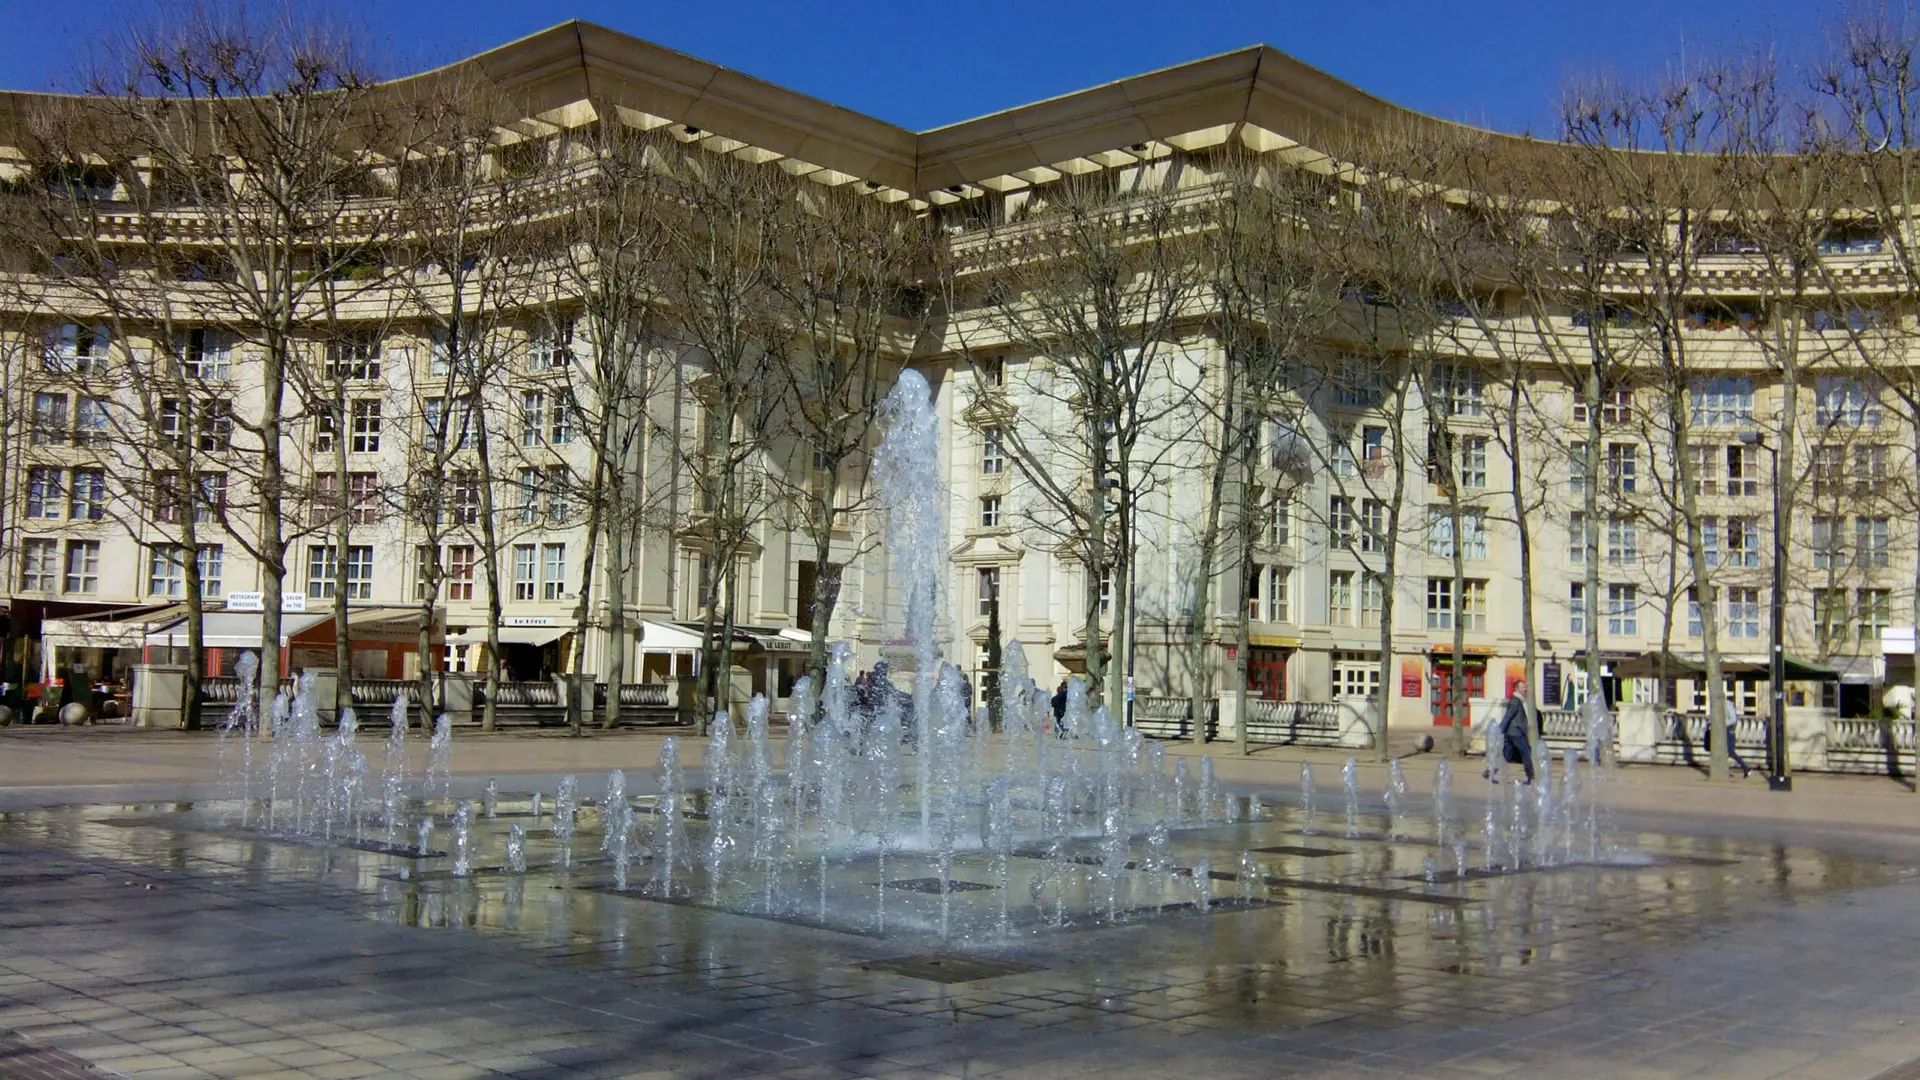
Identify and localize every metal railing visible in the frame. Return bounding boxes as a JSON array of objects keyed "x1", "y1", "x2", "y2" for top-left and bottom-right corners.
[{"x1": 1129, "y1": 696, "x2": 1216, "y2": 740}]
